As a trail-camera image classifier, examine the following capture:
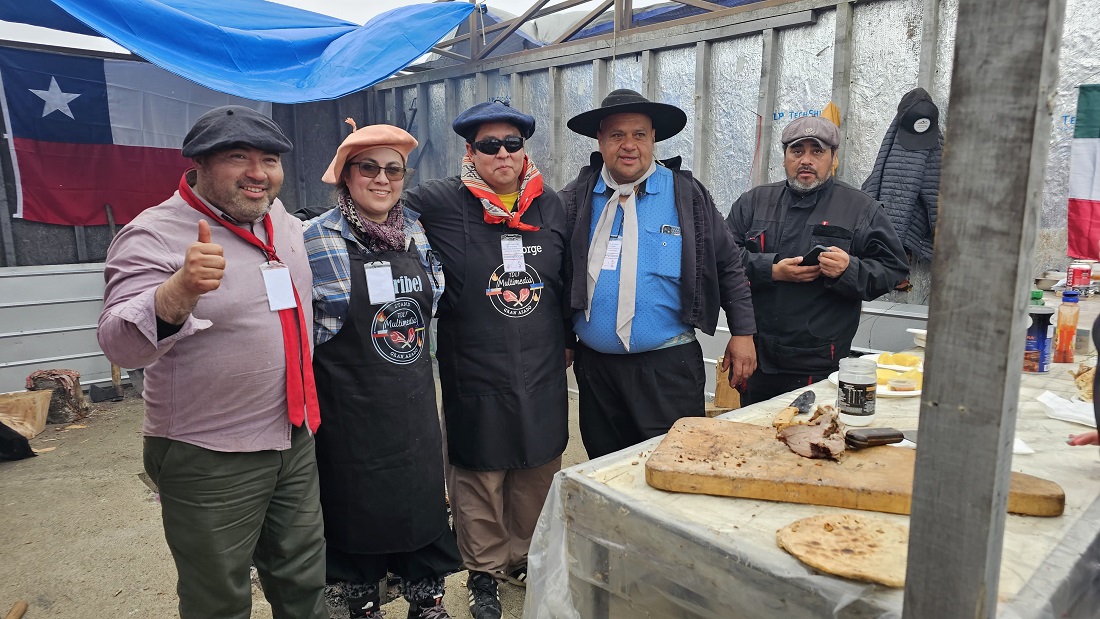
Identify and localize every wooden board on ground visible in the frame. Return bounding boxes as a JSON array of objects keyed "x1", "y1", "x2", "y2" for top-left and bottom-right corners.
[
  {"x1": 645, "y1": 417, "x2": 1064, "y2": 517},
  {"x1": 0, "y1": 390, "x2": 52, "y2": 439}
]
